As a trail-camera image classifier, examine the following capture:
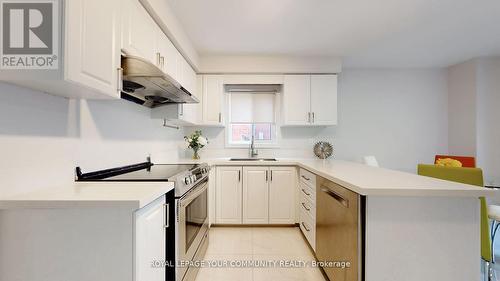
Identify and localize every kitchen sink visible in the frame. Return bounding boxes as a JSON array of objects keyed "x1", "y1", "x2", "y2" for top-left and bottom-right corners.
[{"x1": 229, "y1": 158, "x2": 277, "y2": 161}]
